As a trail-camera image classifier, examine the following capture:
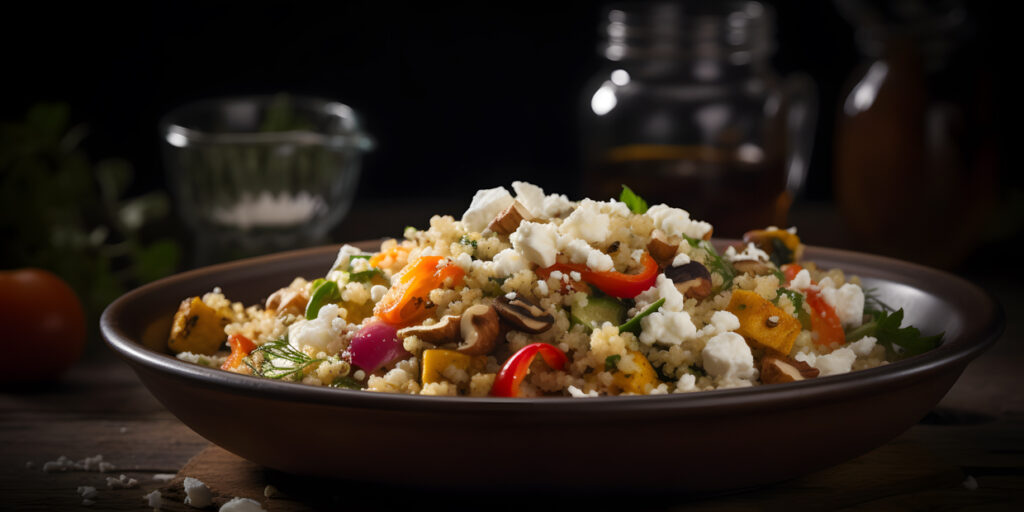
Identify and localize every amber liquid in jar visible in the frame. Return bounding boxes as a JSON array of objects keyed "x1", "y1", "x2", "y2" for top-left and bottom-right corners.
[{"x1": 585, "y1": 144, "x2": 789, "y2": 238}]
